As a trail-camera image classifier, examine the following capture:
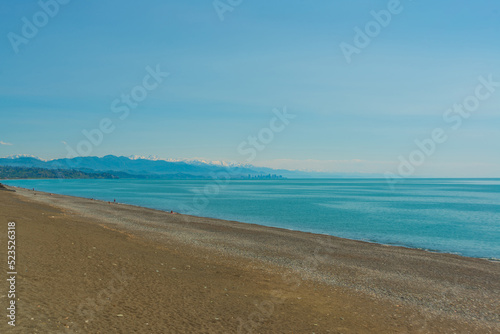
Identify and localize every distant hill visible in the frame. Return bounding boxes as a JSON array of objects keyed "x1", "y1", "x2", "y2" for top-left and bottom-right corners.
[
  {"x1": 0, "y1": 166, "x2": 119, "y2": 180},
  {"x1": 0, "y1": 155, "x2": 262, "y2": 176},
  {"x1": 0, "y1": 156, "x2": 286, "y2": 180},
  {"x1": 0, "y1": 155, "x2": 385, "y2": 179}
]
